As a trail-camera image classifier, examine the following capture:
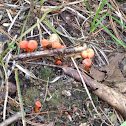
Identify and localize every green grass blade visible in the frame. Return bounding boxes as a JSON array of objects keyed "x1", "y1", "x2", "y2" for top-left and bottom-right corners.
[
  {"x1": 100, "y1": 25, "x2": 126, "y2": 48},
  {"x1": 92, "y1": 11, "x2": 109, "y2": 31},
  {"x1": 83, "y1": 0, "x2": 92, "y2": 28},
  {"x1": 17, "y1": 11, "x2": 30, "y2": 54},
  {"x1": 40, "y1": 0, "x2": 44, "y2": 6},
  {"x1": 83, "y1": 0, "x2": 91, "y2": 12},
  {"x1": 110, "y1": 15, "x2": 126, "y2": 29},
  {"x1": 0, "y1": 5, "x2": 62, "y2": 61},
  {"x1": 106, "y1": 2, "x2": 114, "y2": 10},
  {"x1": 44, "y1": 19, "x2": 64, "y2": 43},
  {"x1": 44, "y1": 19, "x2": 82, "y2": 41},
  {"x1": 91, "y1": 0, "x2": 106, "y2": 32},
  {"x1": 15, "y1": 69, "x2": 26, "y2": 125}
]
